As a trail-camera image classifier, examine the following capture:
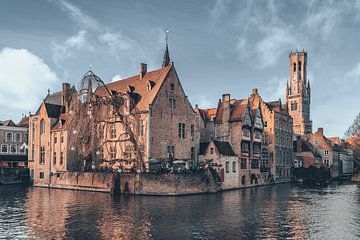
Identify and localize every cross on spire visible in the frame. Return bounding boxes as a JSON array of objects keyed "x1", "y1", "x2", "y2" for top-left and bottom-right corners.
[{"x1": 162, "y1": 29, "x2": 170, "y2": 67}]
